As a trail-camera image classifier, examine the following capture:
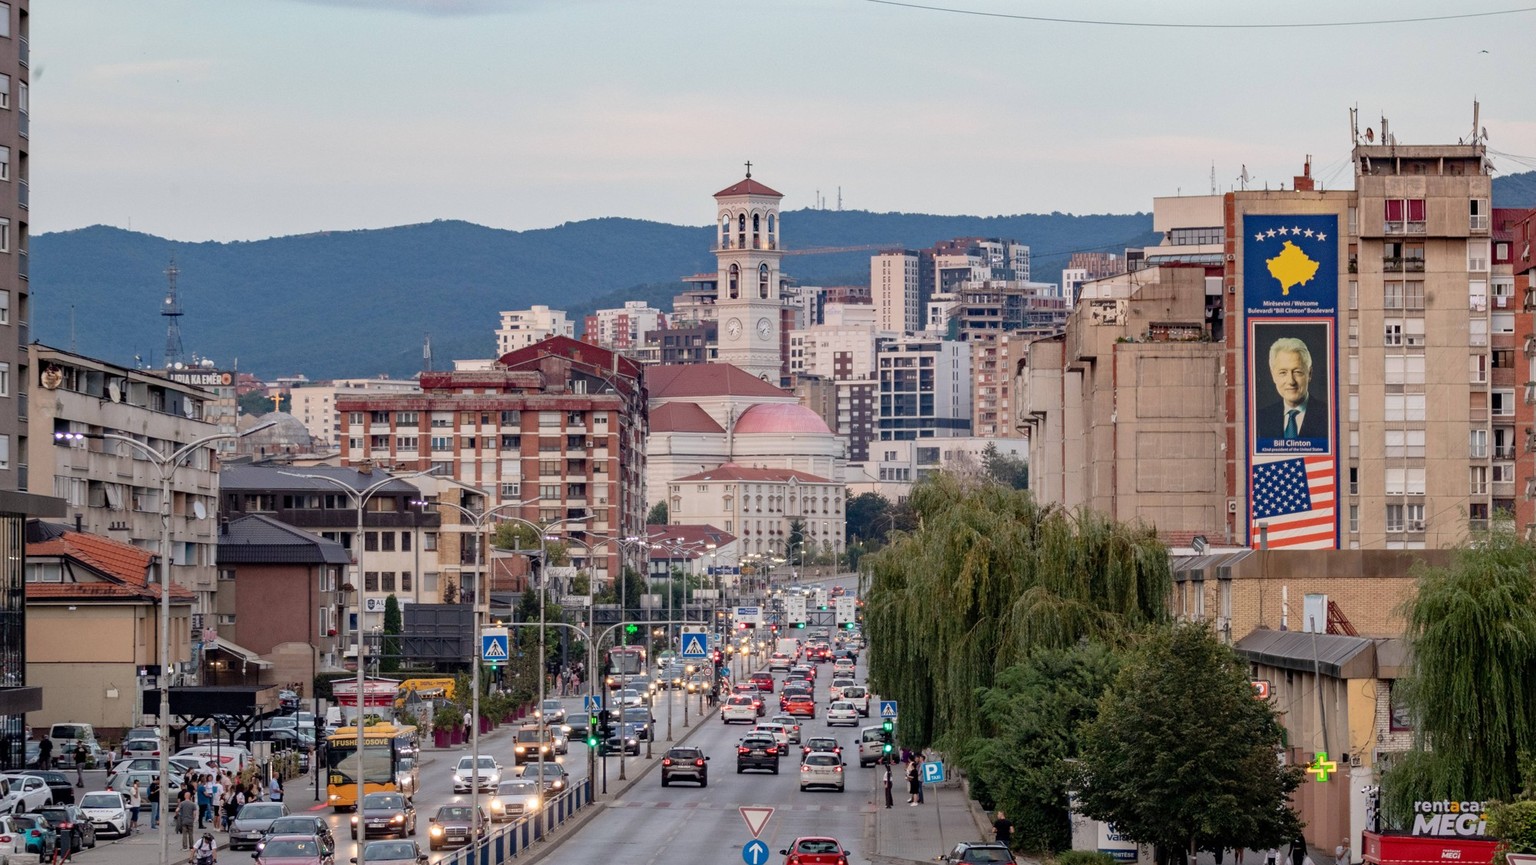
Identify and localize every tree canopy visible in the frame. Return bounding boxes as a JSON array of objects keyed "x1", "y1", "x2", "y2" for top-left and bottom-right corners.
[{"x1": 1075, "y1": 623, "x2": 1302, "y2": 859}]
